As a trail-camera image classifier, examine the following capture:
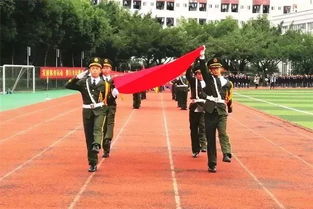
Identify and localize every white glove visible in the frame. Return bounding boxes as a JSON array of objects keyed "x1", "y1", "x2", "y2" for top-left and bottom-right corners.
[
  {"x1": 200, "y1": 45, "x2": 206, "y2": 60},
  {"x1": 76, "y1": 70, "x2": 88, "y2": 79},
  {"x1": 112, "y1": 88, "x2": 119, "y2": 98}
]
